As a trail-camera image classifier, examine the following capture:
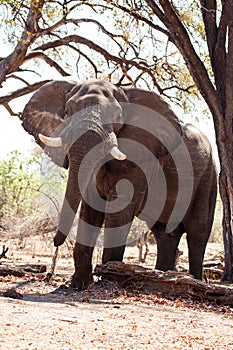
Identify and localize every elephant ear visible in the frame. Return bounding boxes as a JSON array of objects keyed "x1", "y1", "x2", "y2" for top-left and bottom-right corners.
[
  {"x1": 21, "y1": 80, "x2": 76, "y2": 168},
  {"x1": 121, "y1": 87, "x2": 182, "y2": 156},
  {"x1": 122, "y1": 87, "x2": 179, "y2": 122}
]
